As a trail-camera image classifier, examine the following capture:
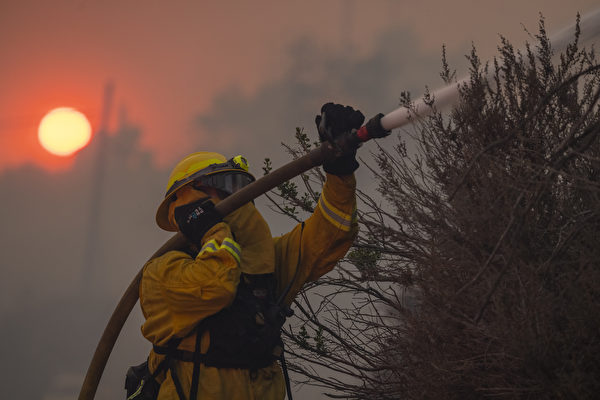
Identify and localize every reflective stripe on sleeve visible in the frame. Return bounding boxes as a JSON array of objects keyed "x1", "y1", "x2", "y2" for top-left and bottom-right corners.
[
  {"x1": 221, "y1": 238, "x2": 242, "y2": 264},
  {"x1": 199, "y1": 239, "x2": 219, "y2": 255},
  {"x1": 198, "y1": 237, "x2": 242, "y2": 264},
  {"x1": 317, "y1": 193, "x2": 355, "y2": 232}
]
